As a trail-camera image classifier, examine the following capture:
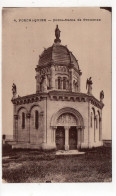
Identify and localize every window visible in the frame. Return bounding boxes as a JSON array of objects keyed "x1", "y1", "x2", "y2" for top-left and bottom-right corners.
[
  {"x1": 73, "y1": 80, "x2": 75, "y2": 91},
  {"x1": 58, "y1": 77, "x2": 61, "y2": 89},
  {"x1": 63, "y1": 77, "x2": 66, "y2": 89},
  {"x1": 76, "y1": 81, "x2": 79, "y2": 92},
  {"x1": 67, "y1": 80, "x2": 69, "y2": 90},
  {"x1": 96, "y1": 116, "x2": 98, "y2": 129},
  {"x1": 91, "y1": 112, "x2": 93, "y2": 128},
  {"x1": 47, "y1": 76, "x2": 51, "y2": 89},
  {"x1": 22, "y1": 112, "x2": 25, "y2": 129},
  {"x1": 35, "y1": 110, "x2": 39, "y2": 129},
  {"x1": 92, "y1": 108, "x2": 96, "y2": 142}
]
